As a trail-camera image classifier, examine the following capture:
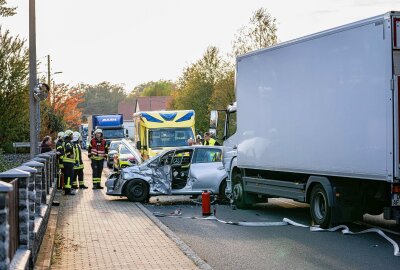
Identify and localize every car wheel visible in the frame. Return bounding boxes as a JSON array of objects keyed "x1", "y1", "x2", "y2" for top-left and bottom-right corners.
[
  {"x1": 310, "y1": 184, "x2": 331, "y2": 228},
  {"x1": 218, "y1": 179, "x2": 228, "y2": 203},
  {"x1": 125, "y1": 180, "x2": 149, "y2": 202},
  {"x1": 232, "y1": 174, "x2": 251, "y2": 209}
]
